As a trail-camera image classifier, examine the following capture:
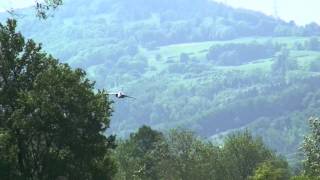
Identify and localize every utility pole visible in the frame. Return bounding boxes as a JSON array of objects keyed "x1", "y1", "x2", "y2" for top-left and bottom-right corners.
[{"x1": 273, "y1": 0, "x2": 279, "y2": 19}]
